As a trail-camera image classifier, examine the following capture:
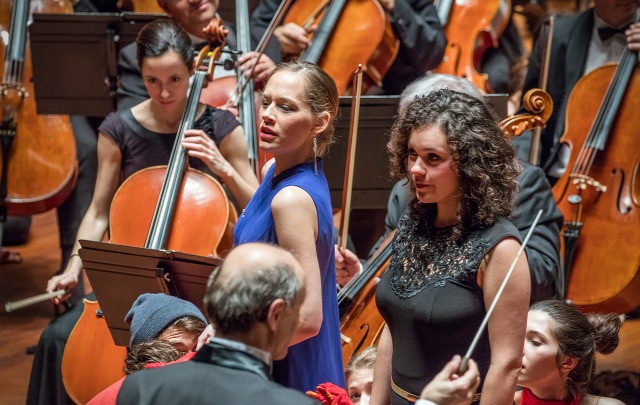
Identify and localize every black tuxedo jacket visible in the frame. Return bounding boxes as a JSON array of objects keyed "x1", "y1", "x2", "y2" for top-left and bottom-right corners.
[
  {"x1": 116, "y1": 341, "x2": 319, "y2": 405},
  {"x1": 521, "y1": 8, "x2": 594, "y2": 173}
]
